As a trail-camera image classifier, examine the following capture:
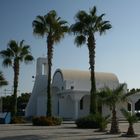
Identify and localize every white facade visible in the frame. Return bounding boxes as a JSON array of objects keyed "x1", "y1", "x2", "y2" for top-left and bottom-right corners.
[{"x1": 26, "y1": 57, "x2": 138, "y2": 120}]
